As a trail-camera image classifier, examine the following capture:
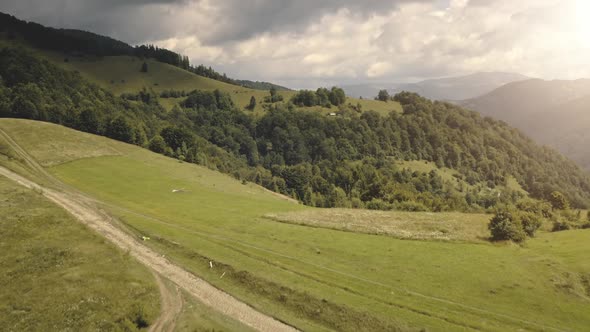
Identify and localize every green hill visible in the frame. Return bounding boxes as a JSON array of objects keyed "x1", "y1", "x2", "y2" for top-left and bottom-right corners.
[
  {"x1": 3, "y1": 8, "x2": 590, "y2": 332},
  {"x1": 2, "y1": 118, "x2": 590, "y2": 331},
  {"x1": 45, "y1": 52, "x2": 399, "y2": 115},
  {"x1": 0, "y1": 11, "x2": 401, "y2": 115},
  {"x1": 0, "y1": 153, "x2": 160, "y2": 330},
  {"x1": 1, "y1": 45, "x2": 589, "y2": 211}
]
